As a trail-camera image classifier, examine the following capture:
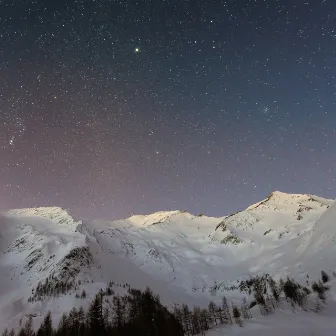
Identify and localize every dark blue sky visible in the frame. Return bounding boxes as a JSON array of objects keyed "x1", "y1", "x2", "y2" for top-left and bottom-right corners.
[{"x1": 0, "y1": 0, "x2": 335, "y2": 219}]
